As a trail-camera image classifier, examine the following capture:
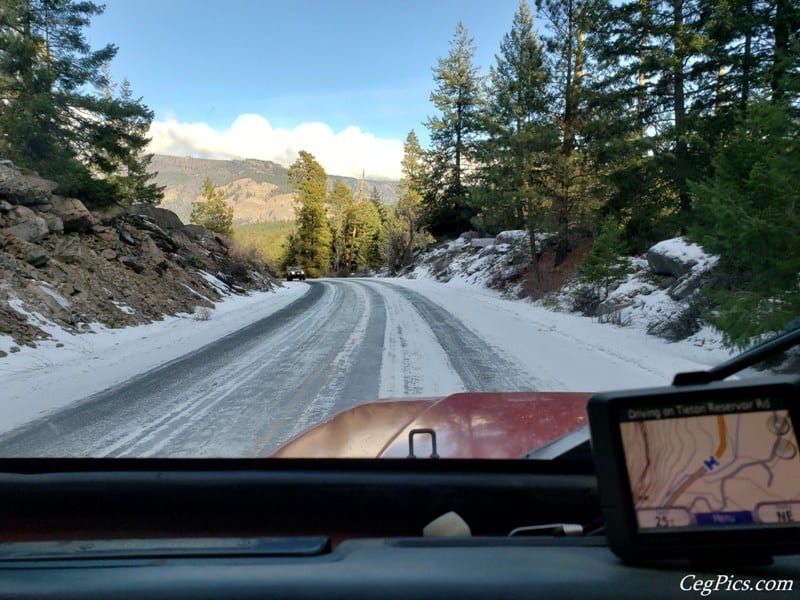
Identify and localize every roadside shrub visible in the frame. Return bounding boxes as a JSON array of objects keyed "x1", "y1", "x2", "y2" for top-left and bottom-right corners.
[
  {"x1": 541, "y1": 295, "x2": 562, "y2": 312},
  {"x1": 194, "y1": 306, "x2": 212, "y2": 321},
  {"x1": 572, "y1": 284, "x2": 602, "y2": 315},
  {"x1": 576, "y1": 216, "x2": 630, "y2": 302}
]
